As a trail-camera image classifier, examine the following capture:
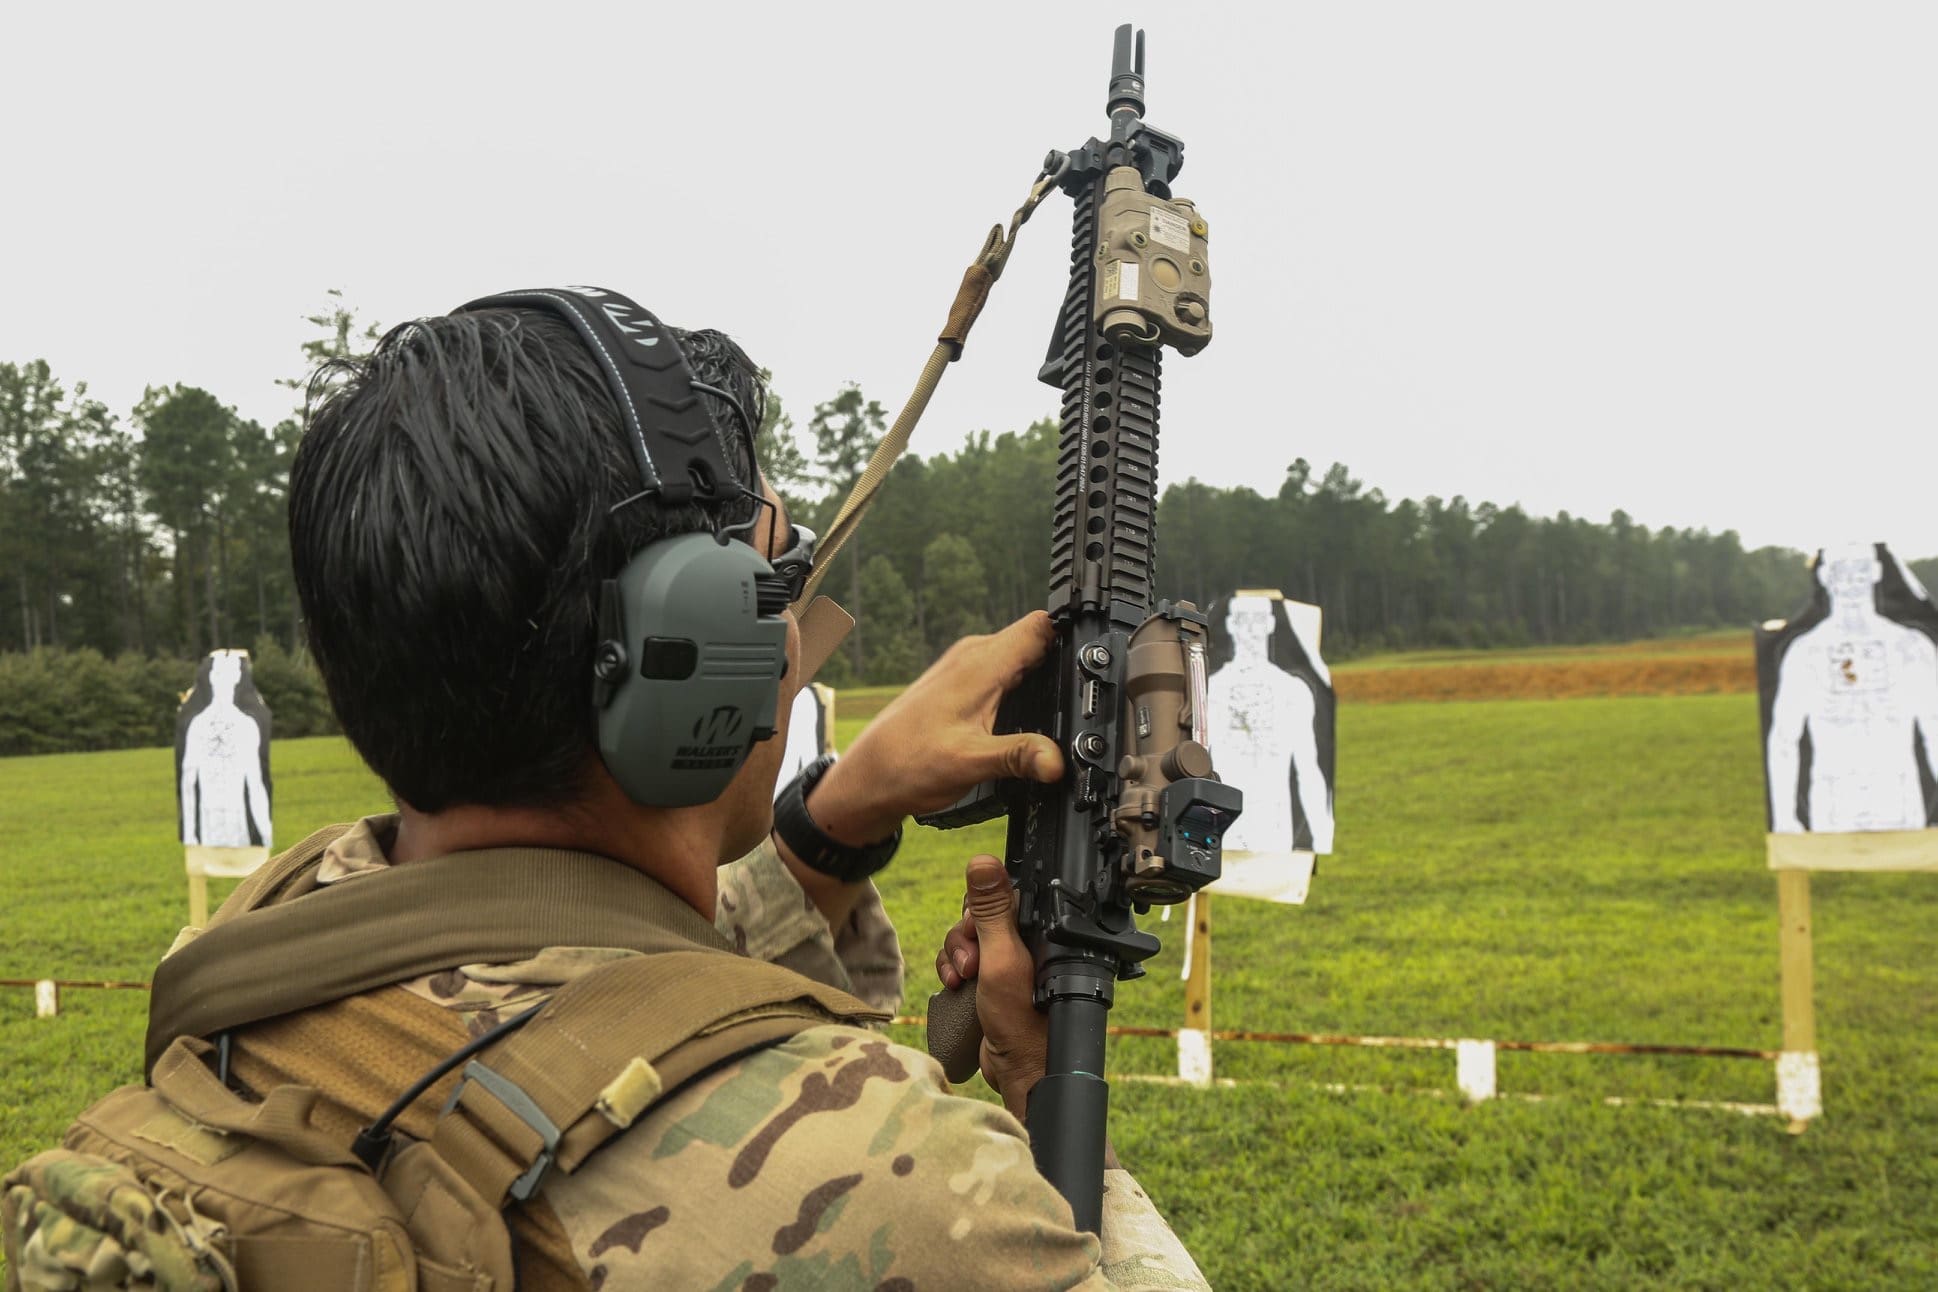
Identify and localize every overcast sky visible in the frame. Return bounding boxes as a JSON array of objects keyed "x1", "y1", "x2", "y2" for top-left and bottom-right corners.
[{"x1": 4, "y1": 2, "x2": 1933, "y2": 559}]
